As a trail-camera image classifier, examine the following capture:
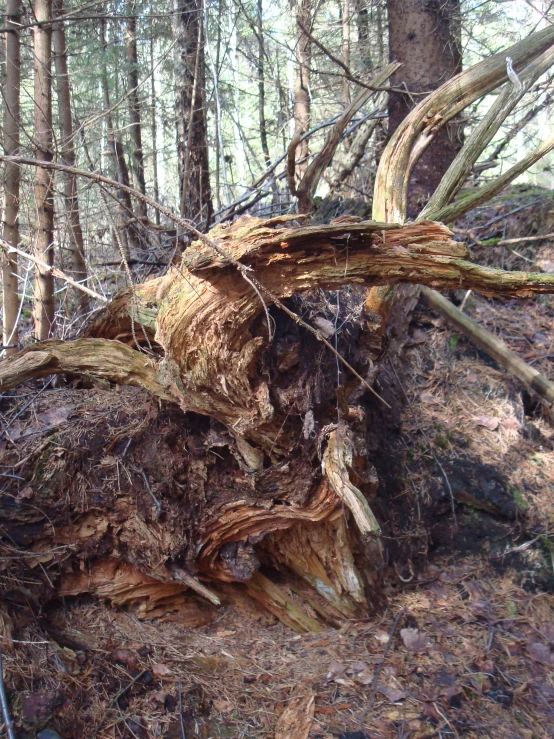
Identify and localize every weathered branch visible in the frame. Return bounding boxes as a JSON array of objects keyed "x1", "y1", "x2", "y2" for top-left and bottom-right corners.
[
  {"x1": 295, "y1": 63, "x2": 400, "y2": 212},
  {"x1": 432, "y1": 132, "x2": 554, "y2": 224},
  {"x1": 421, "y1": 287, "x2": 554, "y2": 403},
  {"x1": 0, "y1": 238, "x2": 107, "y2": 302},
  {"x1": 0, "y1": 338, "x2": 175, "y2": 400},
  {"x1": 372, "y1": 25, "x2": 554, "y2": 223},
  {"x1": 420, "y1": 46, "x2": 554, "y2": 221}
]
